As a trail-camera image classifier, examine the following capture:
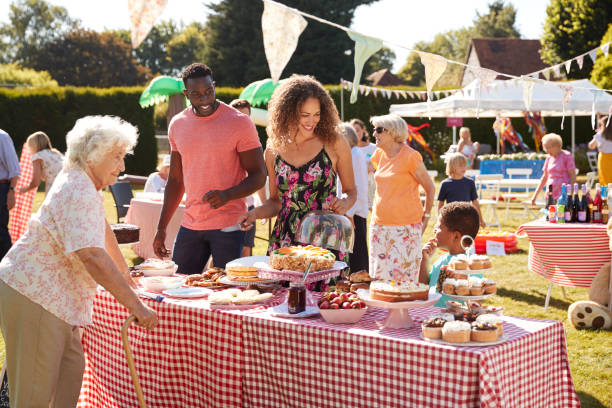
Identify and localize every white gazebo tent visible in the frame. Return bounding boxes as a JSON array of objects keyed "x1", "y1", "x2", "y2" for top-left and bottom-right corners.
[{"x1": 389, "y1": 79, "x2": 612, "y2": 154}]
